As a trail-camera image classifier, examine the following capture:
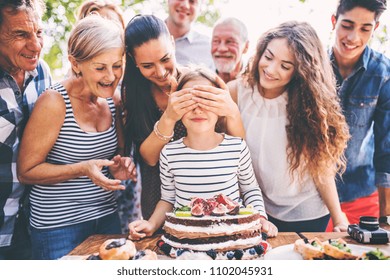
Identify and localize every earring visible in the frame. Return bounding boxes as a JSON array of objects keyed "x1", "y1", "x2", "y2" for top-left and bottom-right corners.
[{"x1": 75, "y1": 71, "x2": 82, "y2": 78}]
